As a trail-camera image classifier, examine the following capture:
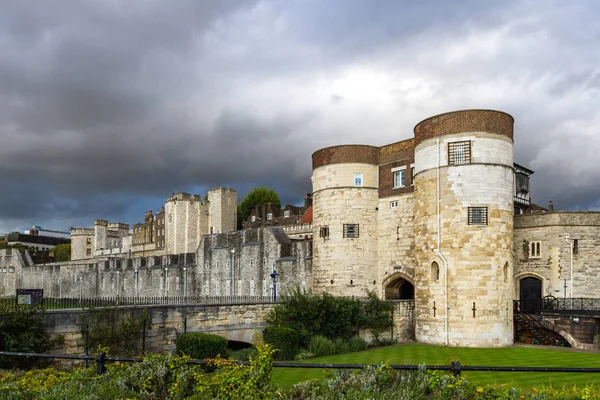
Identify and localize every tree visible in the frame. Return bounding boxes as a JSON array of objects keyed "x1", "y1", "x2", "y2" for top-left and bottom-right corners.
[
  {"x1": 361, "y1": 290, "x2": 393, "y2": 345},
  {"x1": 50, "y1": 243, "x2": 71, "y2": 261},
  {"x1": 237, "y1": 187, "x2": 281, "y2": 229}
]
